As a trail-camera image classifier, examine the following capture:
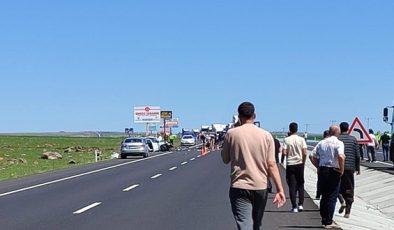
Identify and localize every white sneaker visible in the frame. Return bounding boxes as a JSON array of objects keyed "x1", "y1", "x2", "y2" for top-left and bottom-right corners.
[
  {"x1": 291, "y1": 208, "x2": 298, "y2": 213},
  {"x1": 298, "y1": 205, "x2": 304, "y2": 212},
  {"x1": 324, "y1": 223, "x2": 341, "y2": 229}
]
